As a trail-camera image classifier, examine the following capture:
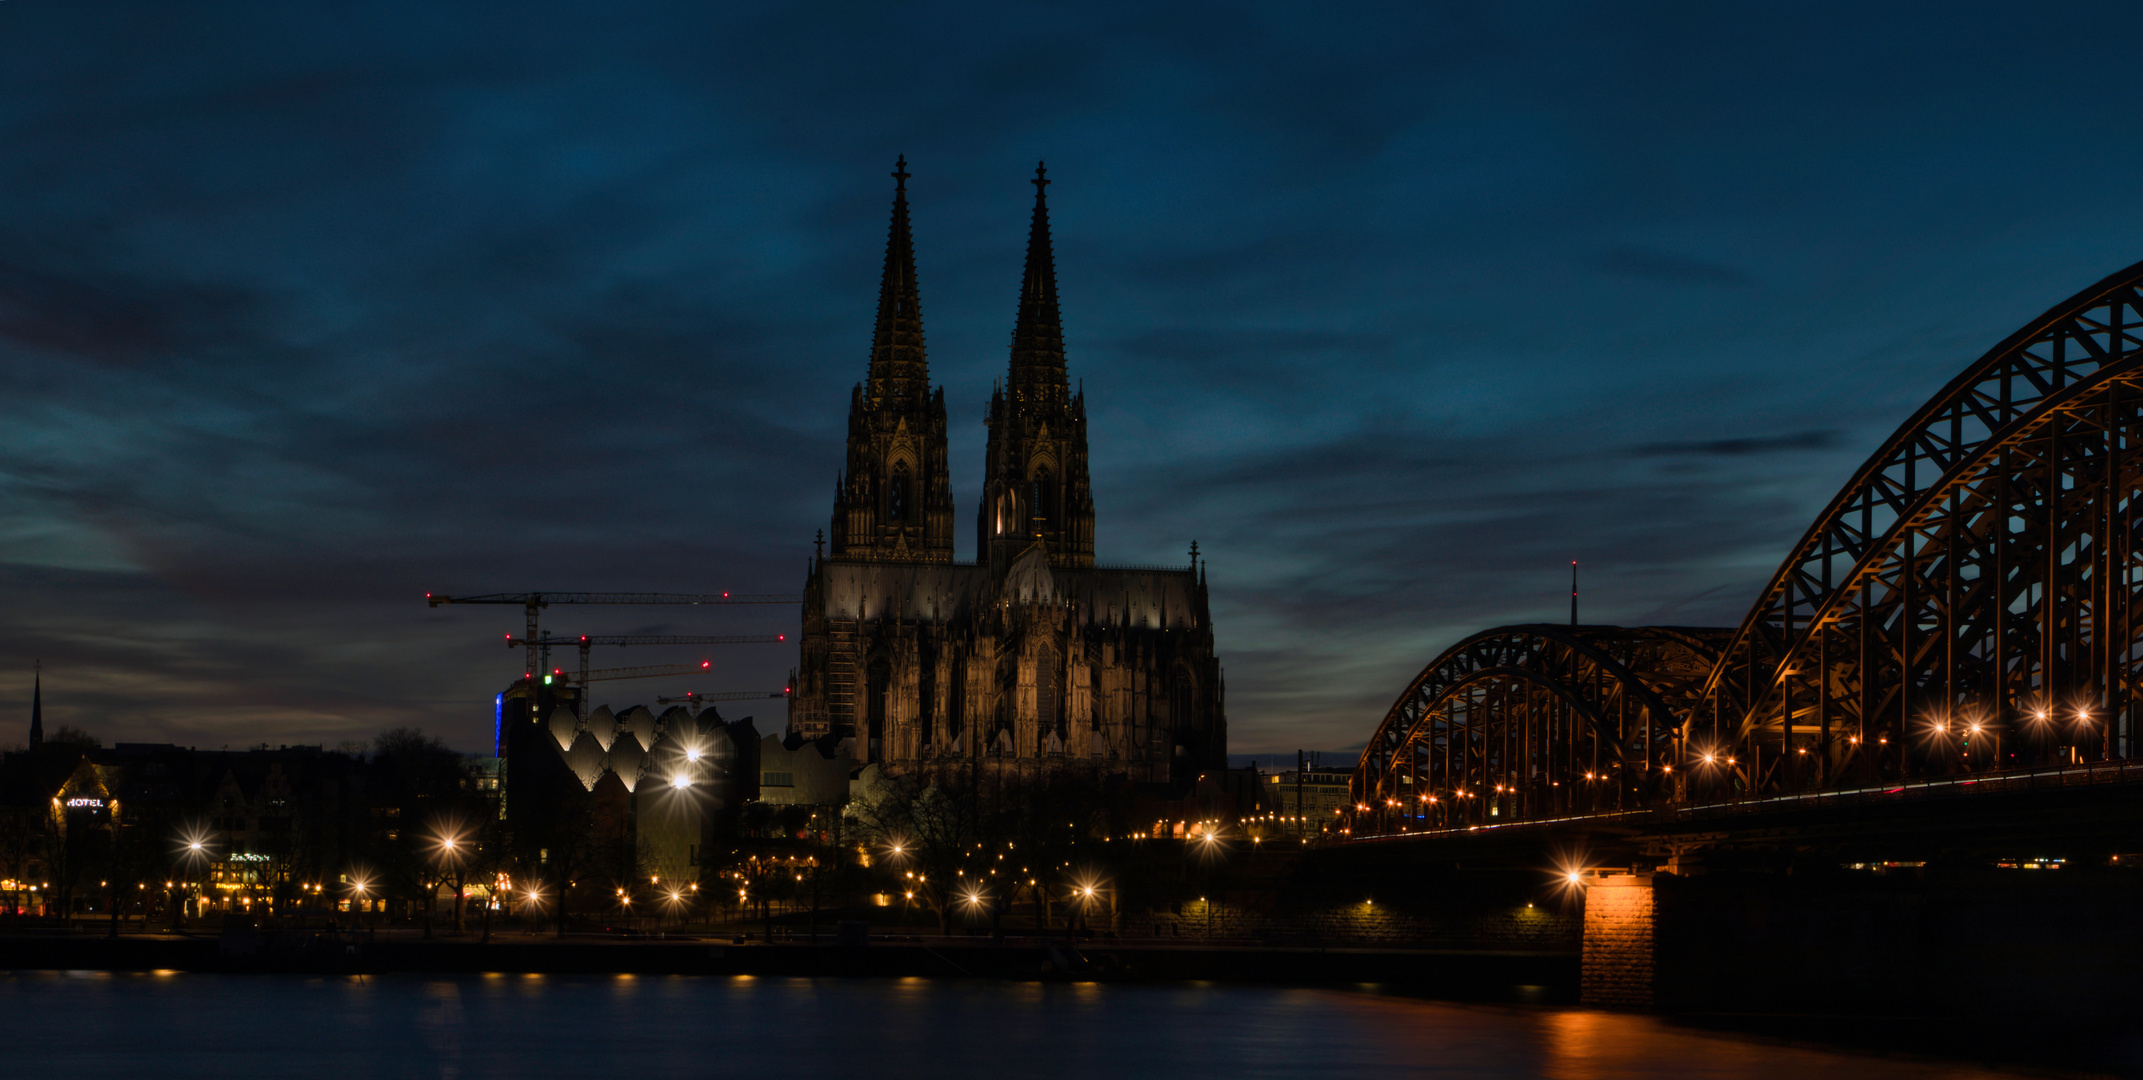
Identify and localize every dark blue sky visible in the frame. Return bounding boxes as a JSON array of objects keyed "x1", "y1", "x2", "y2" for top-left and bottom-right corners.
[{"x1": 5, "y1": 2, "x2": 2143, "y2": 757}]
